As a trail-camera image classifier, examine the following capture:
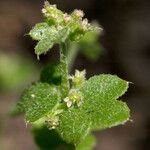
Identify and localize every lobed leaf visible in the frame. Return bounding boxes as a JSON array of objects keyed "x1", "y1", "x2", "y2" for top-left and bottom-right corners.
[
  {"x1": 80, "y1": 74, "x2": 130, "y2": 130},
  {"x1": 81, "y1": 74, "x2": 129, "y2": 101},
  {"x1": 30, "y1": 24, "x2": 69, "y2": 56},
  {"x1": 56, "y1": 75, "x2": 130, "y2": 145},
  {"x1": 29, "y1": 23, "x2": 50, "y2": 40},
  {"x1": 18, "y1": 83, "x2": 61, "y2": 122},
  {"x1": 56, "y1": 108, "x2": 91, "y2": 145},
  {"x1": 76, "y1": 134, "x2": 96, "y2": 150}
]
